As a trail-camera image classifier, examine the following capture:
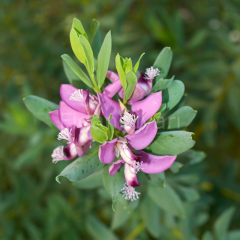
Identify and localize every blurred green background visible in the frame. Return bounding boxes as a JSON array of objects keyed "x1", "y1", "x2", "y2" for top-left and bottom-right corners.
[{"x1": 1, "y1": 0, "x2": 240, "y2": 239}]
